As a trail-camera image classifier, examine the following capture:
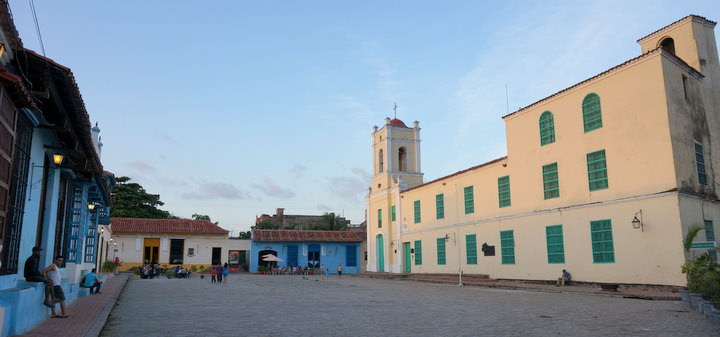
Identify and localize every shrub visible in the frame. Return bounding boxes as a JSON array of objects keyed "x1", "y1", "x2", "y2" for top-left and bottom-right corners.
[
  {"x1": 682, "y1": 253, "x2": 720, "y2": 306},
  {"x1": 190, "y1": 265, "x2": 198, "y2": 273},
  {"x1": 101, "y1": 261, "x2": 117, "y2": 273},
  {"x1": 166, "y1": 269, "x2": 174, "y2": 278}
]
